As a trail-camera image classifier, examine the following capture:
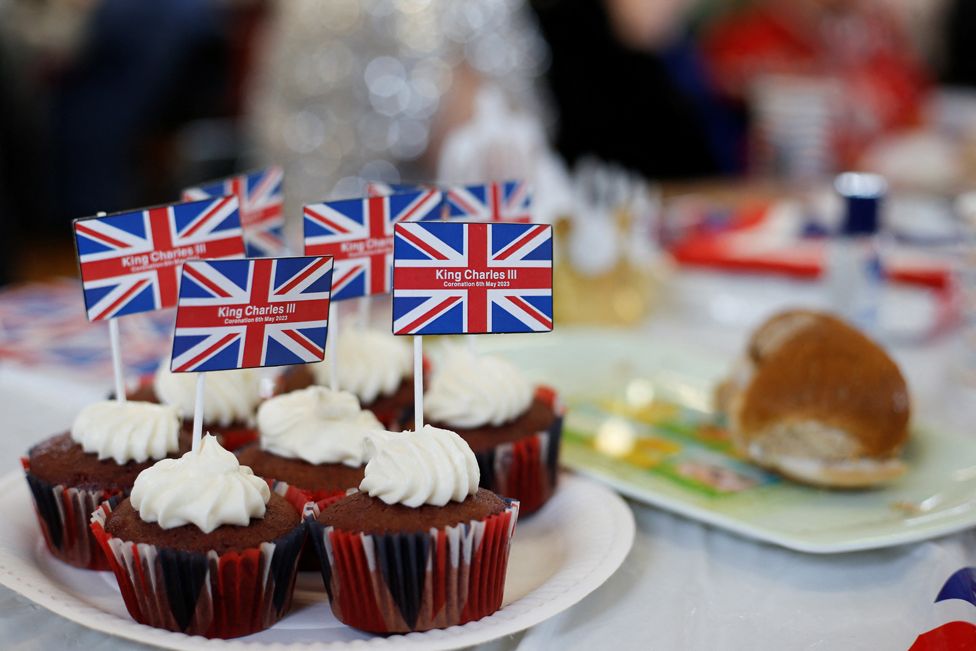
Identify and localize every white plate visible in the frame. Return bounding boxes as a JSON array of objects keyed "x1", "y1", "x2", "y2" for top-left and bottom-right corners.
[
  {"x1": 476, "y1": 329, "x2": 976, "y2": 554},
  {"x1": 0, "y1": 471, "x2": 633, "y2": 650}
]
